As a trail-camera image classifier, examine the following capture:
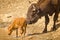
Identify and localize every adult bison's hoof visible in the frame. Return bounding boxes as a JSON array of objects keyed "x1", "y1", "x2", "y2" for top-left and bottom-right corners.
[
  {"x1": 43, "y1": 31, "x2": 47, "y2": 33},
  {"x1": 43, "y1": 30, "x2": 47, "y2": 33},
  {"x1": 51, "y1": 26, "x2": 57, "y2": 31},
  {"x1": 51, "y1": 28, "x2": 57, "y2": 31}
]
